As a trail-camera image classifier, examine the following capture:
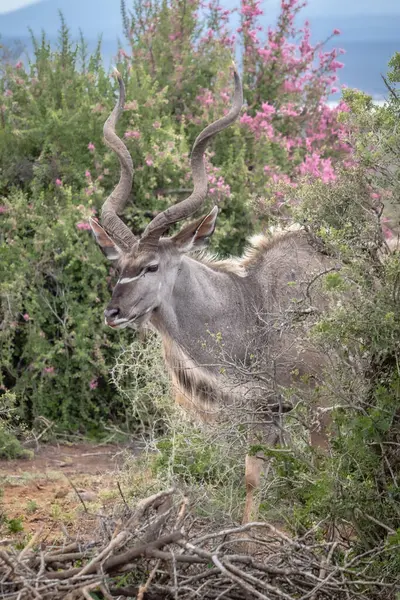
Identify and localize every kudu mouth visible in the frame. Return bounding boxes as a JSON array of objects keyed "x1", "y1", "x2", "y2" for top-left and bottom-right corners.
[{"x1": 105, "y1": 308, "x2": 153, "y2": 329}]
